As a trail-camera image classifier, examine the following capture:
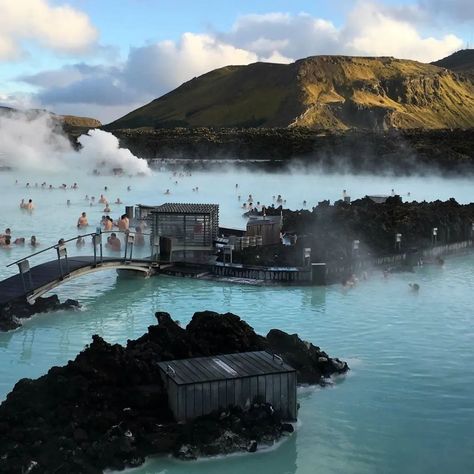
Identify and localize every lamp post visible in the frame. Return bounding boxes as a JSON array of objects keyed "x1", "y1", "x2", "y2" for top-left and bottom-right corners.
[{"x1": 395, "y1": 233, "x2": 402, "y2": 252}]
